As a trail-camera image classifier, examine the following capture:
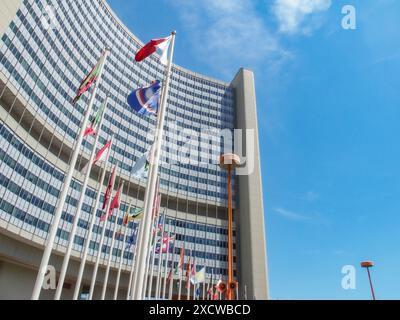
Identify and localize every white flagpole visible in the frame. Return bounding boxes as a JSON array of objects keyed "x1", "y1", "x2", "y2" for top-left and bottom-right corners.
[
  {"x1": 146, "y1": 212, "x2": 162, "y2": 299},
  {"x1": 55, "y1": 97, "x2": 109, "y2": 300},
  {"x1": 89, "y1": 163, "x2": 118, "y2": 300},
  {"x1": 178, "y1": 242, "x2": 187, "y2": 301},
  {"x1": 192, "y1": 260, "x2": 197, "y2": 300},
  {"x1": 166, "y1": 237, "x2": 176, "y2": 300},
  {"x1": 143, "y1": 192, "x2": 161, "y2": 299},
  {"x1": 126, "y1": 184, "x2": 142, "y2": 300},
  {"x1": 73, "y1": 134, "x2": 114, "y2": 300},
  {"x1": 177, "y1": 245, "x2": 183, "y2": 300},
  {"x1": 187, "y1": 249, "x2": 192, "y2": 300},
  {"x1": 160, "y1": 231, "x2": 171, "y2": 299},
  {"x1": 101, "y1": 183, "x2": 124, "y2": 300},
  {"x1": 133, "y1": 32, "x2": 176, "y2": 300},
  {"x1": 127, "y1": 223, "x2": 140, "y2": 299},
  {"x1": 155, "y1": 215, "x2": 167, "y2": 299},
  {"x1": 31, "y1": 48, "x2": 110, "y2": 300},
  {"x1": 113, "y1": 205, "x2": 129, "y2": 300}
]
